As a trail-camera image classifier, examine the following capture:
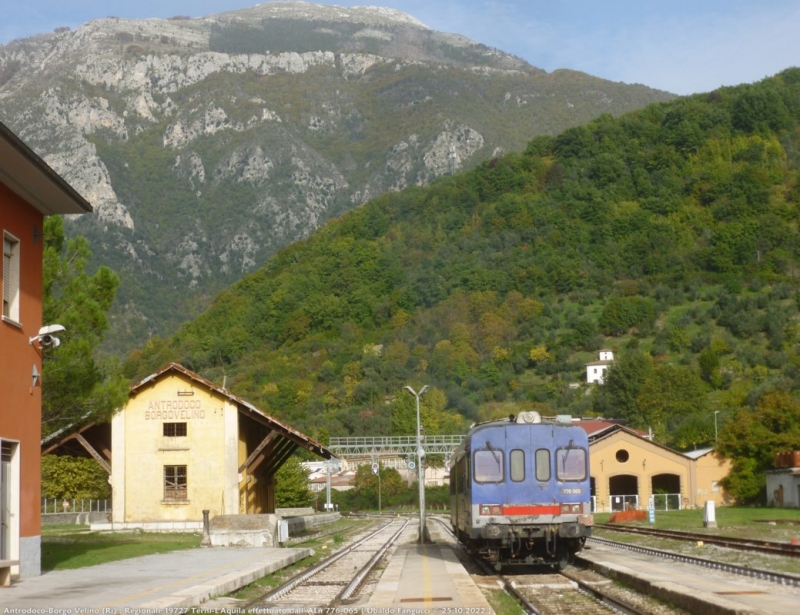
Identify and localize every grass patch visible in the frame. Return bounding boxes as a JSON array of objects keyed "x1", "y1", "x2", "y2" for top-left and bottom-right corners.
[
  {"x1": 41, "y1": 526, "x2": 201, "y2": 571},
  {"x1": 484, "y1": 588, "x2": 526, "y2": 615}
]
